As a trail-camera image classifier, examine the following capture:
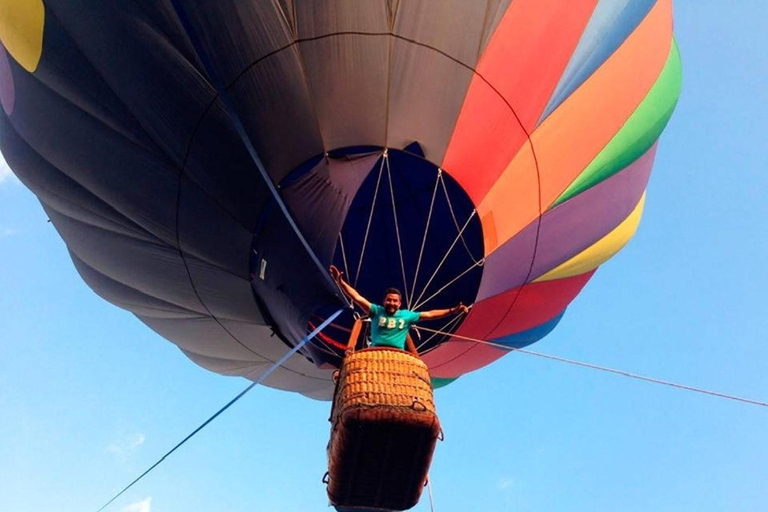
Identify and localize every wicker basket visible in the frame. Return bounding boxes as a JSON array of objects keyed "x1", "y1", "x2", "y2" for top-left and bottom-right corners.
[{"x1": 326, "y1": 347, "x2": 441, "y2": 512}]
